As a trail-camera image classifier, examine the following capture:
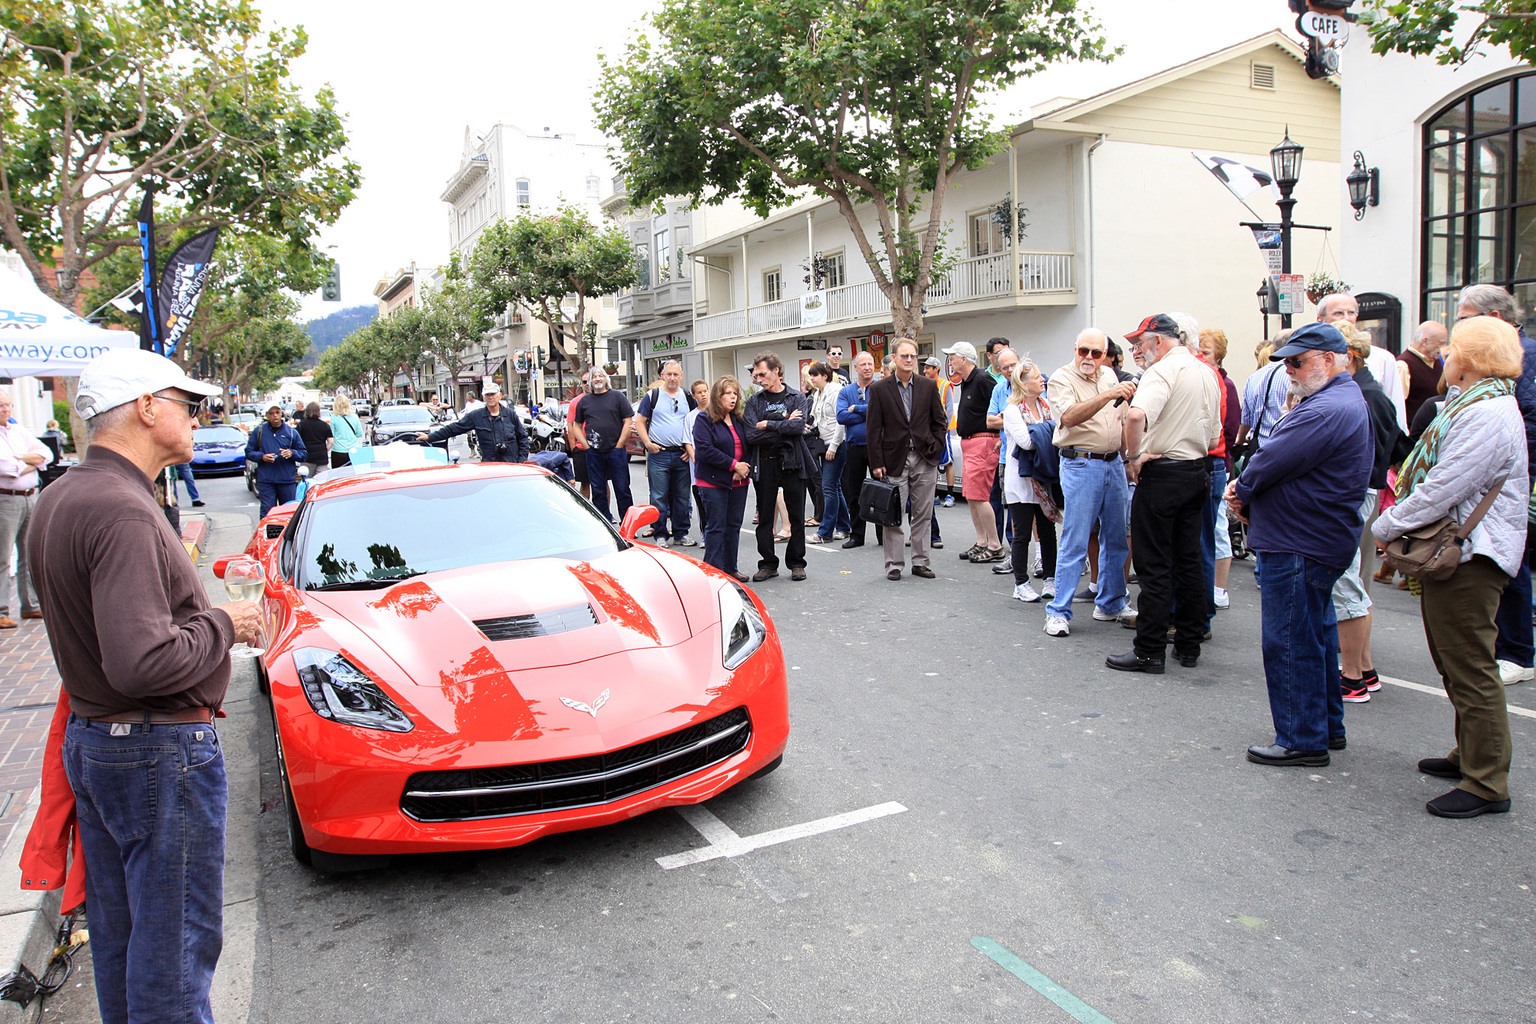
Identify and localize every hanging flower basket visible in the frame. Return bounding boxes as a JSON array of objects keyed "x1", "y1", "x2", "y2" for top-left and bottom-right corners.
[{"x1": 1306, "y1": 272, "x2": 1348, "y2": 306}]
